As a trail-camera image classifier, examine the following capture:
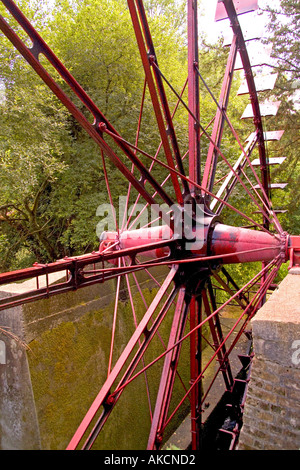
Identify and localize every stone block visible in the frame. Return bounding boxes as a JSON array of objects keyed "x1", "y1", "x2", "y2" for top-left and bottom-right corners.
[{"x1": 238, "y1": 271, "x2": 300, "y2": 450}]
